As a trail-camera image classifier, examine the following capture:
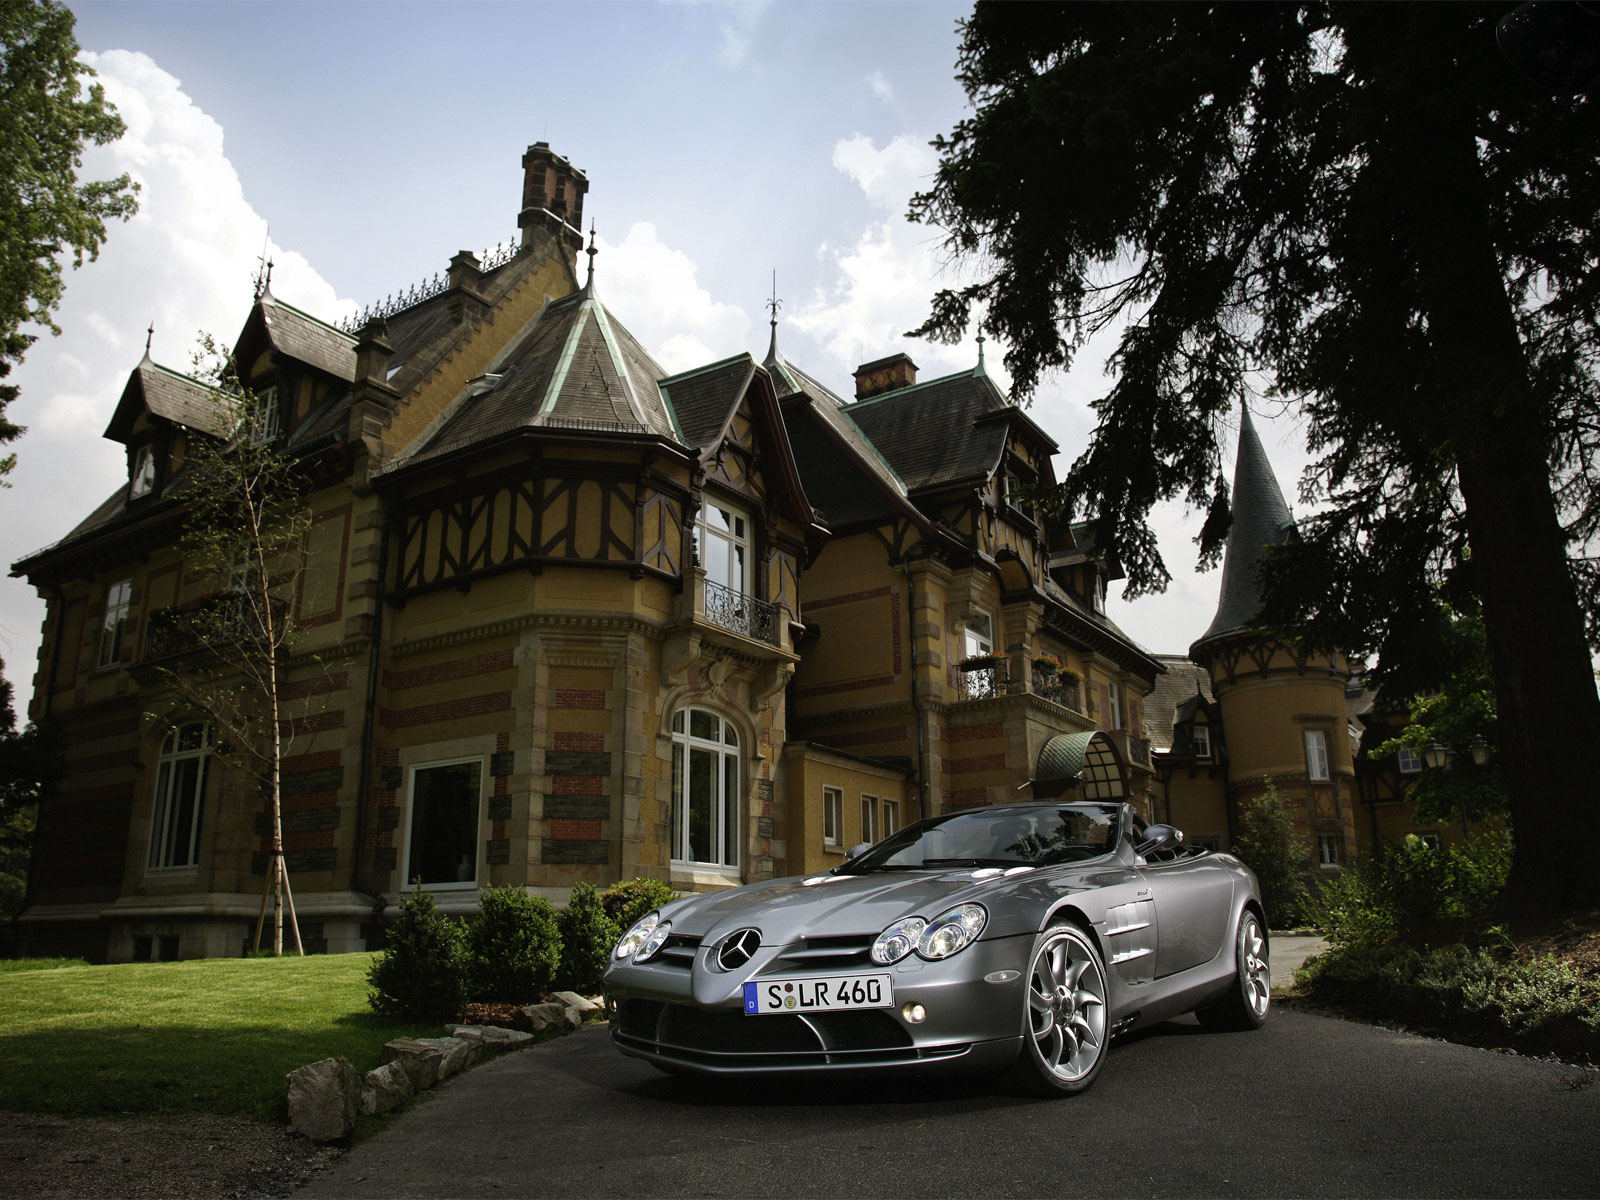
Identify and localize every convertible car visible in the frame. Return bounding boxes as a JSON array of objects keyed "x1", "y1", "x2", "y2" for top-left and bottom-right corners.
[{"x1": 602, "y1": 801, "x2": 1269, "y2": 1095}]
